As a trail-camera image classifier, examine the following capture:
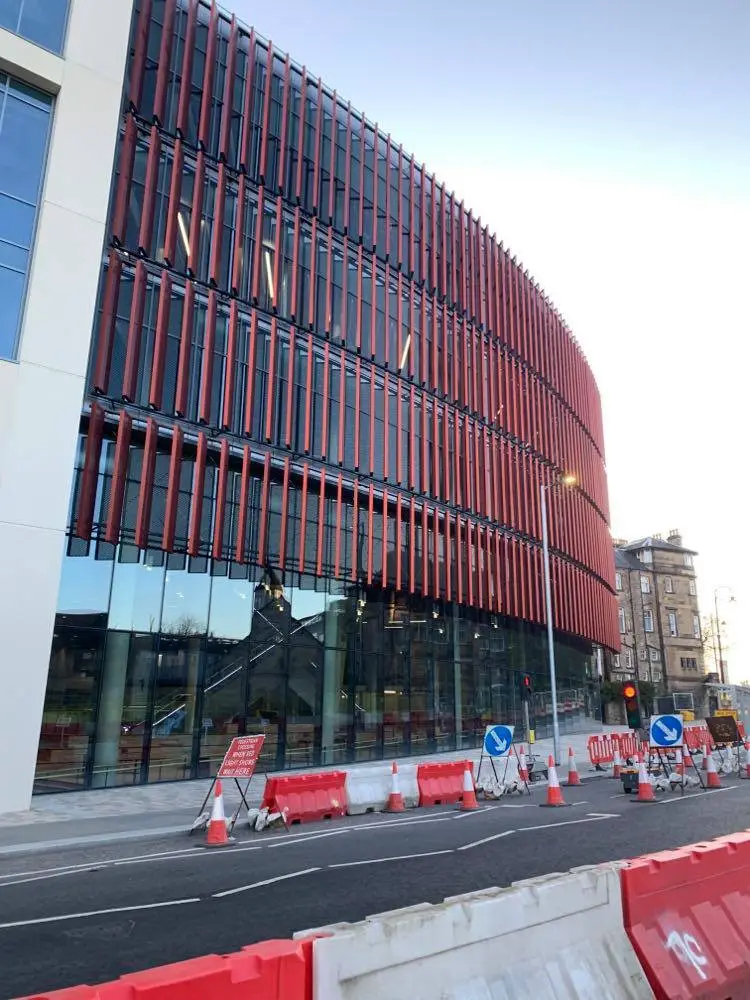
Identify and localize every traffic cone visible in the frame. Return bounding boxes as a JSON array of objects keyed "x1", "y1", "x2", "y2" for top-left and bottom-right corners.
[
  {"x1": 705, "y1": 751, "x2": 722, "y2": 789},
  {"x1": 540, "y1": 754, "x2": 569, "y2": 807},
  {"x1": 518, "y1": 745, "x2": 530, "y2": 783},
  {"x1": 204, "y1": 780, "x2": 235, "y2": 848},
  {"x1": 459, "y1": 761, "x2": 479, "y2": 811},
  {"x1": 631, "y1": 756, "x2": 656, "y2": 803},
  {"x1": 682, "y1": 745, "x2": 692, "y2": 776},
  {"x1": 744, "y1": 741, "x2": 750, "y2": 780},
  {"x1": 612, "y1": 746, "x2": 623, "y2": 779},
  {"x1": 701, "y1": 744, "x2": 708, "y2": 771},
  {"x1": 385, "y1": 761, "x2": 405, "y2": 812},
  {"x1": 565, "y1": 746, "x2": 581, "y2": 786}
]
